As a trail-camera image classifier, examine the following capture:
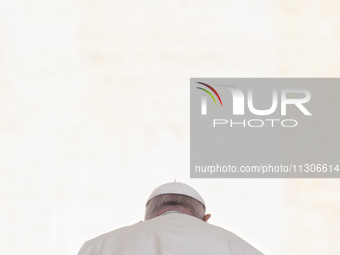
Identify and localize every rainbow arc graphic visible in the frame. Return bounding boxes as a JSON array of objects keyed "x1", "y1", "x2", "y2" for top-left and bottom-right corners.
[{"x1": 196, "y1": 82, "x2": 223, "y2": 106}]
